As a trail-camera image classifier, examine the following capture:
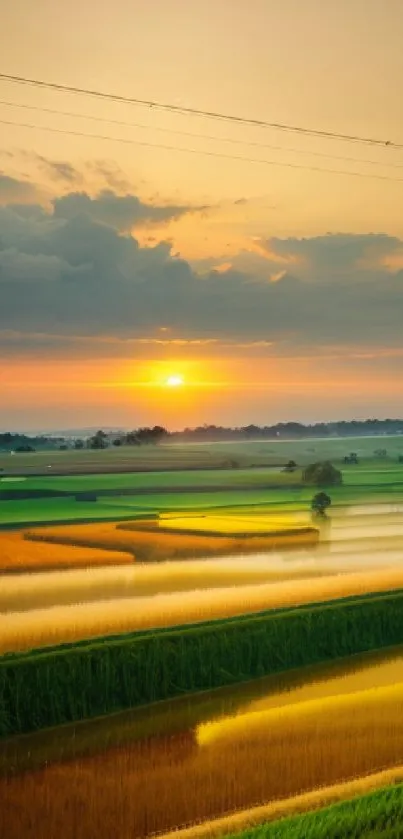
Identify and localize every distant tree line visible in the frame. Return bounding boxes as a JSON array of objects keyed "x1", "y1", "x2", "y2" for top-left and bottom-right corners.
[
  {"x1": 171, "y1": 419, "x2": 403, "y2": 442},
  {"x1": 2, "y1": 417, "x2": 403, "y2": 452},
  {"x1": 0, "y1": 432, "x2": 66, "y2": 452},
  {"x1": 87, "y1": 426, "x2": 168, "y2": 449}
]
